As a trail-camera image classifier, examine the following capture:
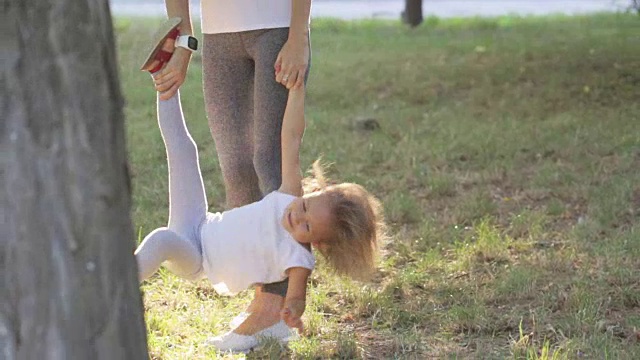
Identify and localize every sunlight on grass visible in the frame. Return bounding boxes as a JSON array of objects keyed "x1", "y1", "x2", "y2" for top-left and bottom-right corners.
[
  {"x1": 116, "y1": 13, "x2": 640, "y2": 359},
  {"x1": 453, "y1": 219, "x2": 513, "y2": 272}
]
